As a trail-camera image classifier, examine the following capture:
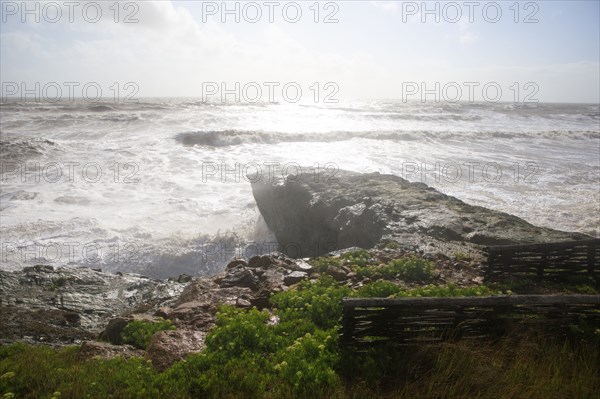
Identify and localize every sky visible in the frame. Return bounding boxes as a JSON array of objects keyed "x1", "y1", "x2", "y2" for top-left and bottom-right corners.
[{"x1": 1, "y1": 0, "x2": 599, "y2": 103}]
